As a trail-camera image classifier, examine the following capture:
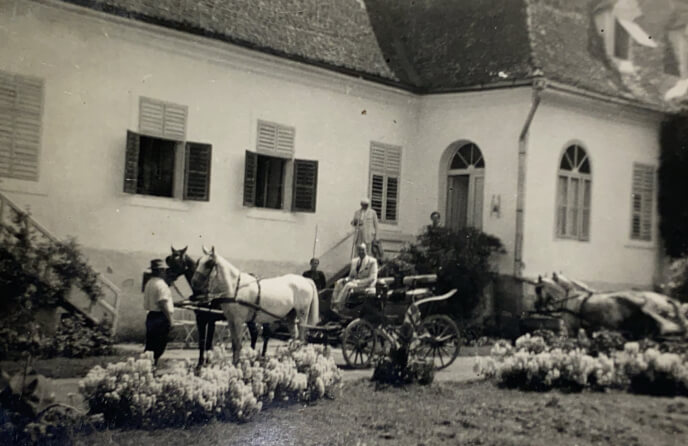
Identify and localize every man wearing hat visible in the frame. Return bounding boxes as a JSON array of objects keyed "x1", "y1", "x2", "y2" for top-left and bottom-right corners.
[
  {"x1": 143, "y1": 259, "x2": 174, "y2": 366},
  {"x1": 332, "y1": 242, "x2": 378, "y2": 313},
  {"x1": 351, "y1": 197, "x2": 378, "y2": 255}
]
